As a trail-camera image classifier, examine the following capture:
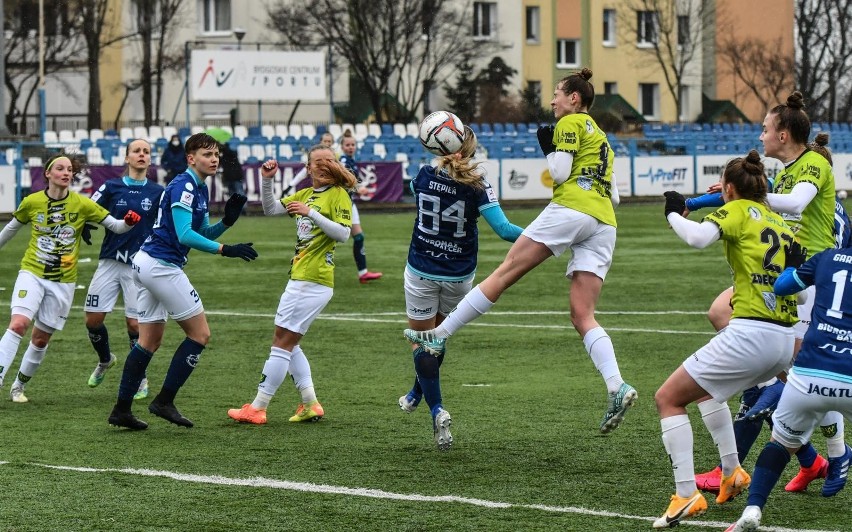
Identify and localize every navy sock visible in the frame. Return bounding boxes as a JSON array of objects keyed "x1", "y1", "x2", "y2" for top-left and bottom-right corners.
[
  {"x1": 128, "y1": 331, "x2": 139, "y2": 349},
  {"x1": 353, "y1": 233, "x2": 367, "y2": 271},
  {"x1": 116, "y1": 344, "x2": 154, "y2": 407},
  {"x1": 87, "y1": 324, "x2": 112, "y2": 363},
  {"x1": 747, "y1": 441, "x2": 791, "y2": 509},
  {"x1": 409, "y1": 352, "x2": 444, "y2": 397},
  {"x1": 795, "y1": 441, "x2": 818, "y2": 467},
  {"x1": 733, "y1": 418, "x2": 764, "y2": 464},
  {"x1": 413, "y1": 347, "x2": 442, "y2": 417},
  {"x1": 159, "y1": 337, "x2": 205, "y2": 403}
]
